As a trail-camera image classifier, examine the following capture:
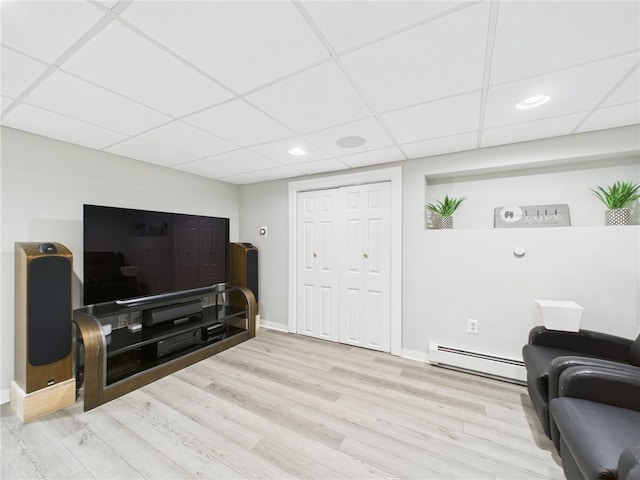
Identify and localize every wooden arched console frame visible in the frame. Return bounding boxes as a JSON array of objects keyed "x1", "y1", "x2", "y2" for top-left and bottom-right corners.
[{"x1": 74, "y1": 285, "x2": 256, "y2": 411}]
